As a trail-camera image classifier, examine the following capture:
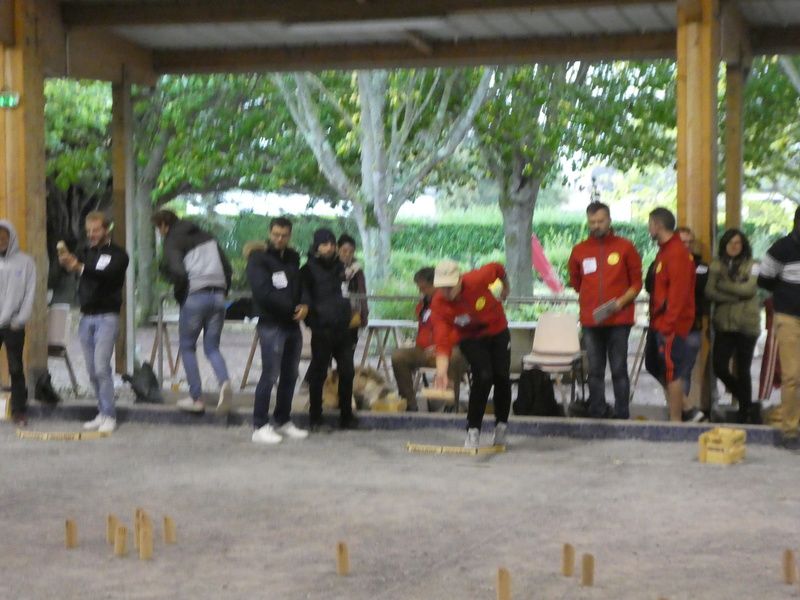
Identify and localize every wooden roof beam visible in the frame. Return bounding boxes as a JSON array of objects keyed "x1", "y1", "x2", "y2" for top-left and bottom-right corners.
[
  {"x1": 750, "y1": 26, "x2": 800, "y2": 56},
  {"x1": 0, "y1": 0, "x2": 13, "y2": 45},
  {"x1": 62, "y1": 0, "x2": 656, "y2": 28},
  {"x1": 153, "y1": 31, "x2": 675, "y2": 74}
]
